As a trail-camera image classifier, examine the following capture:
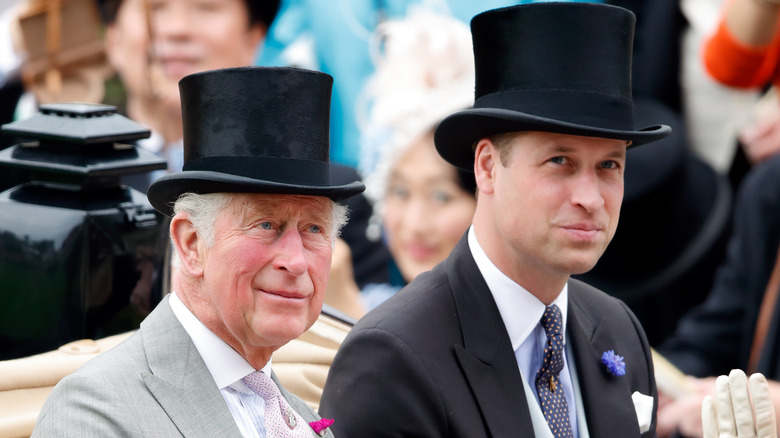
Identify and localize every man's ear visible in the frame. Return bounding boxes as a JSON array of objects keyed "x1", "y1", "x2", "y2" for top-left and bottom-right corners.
[
  {"x1": 474, "y1": 138, "x2": 497, "y2": 195},
  {"x1": 170, "y1": 214, "x2": 205, "y2": 278}
]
